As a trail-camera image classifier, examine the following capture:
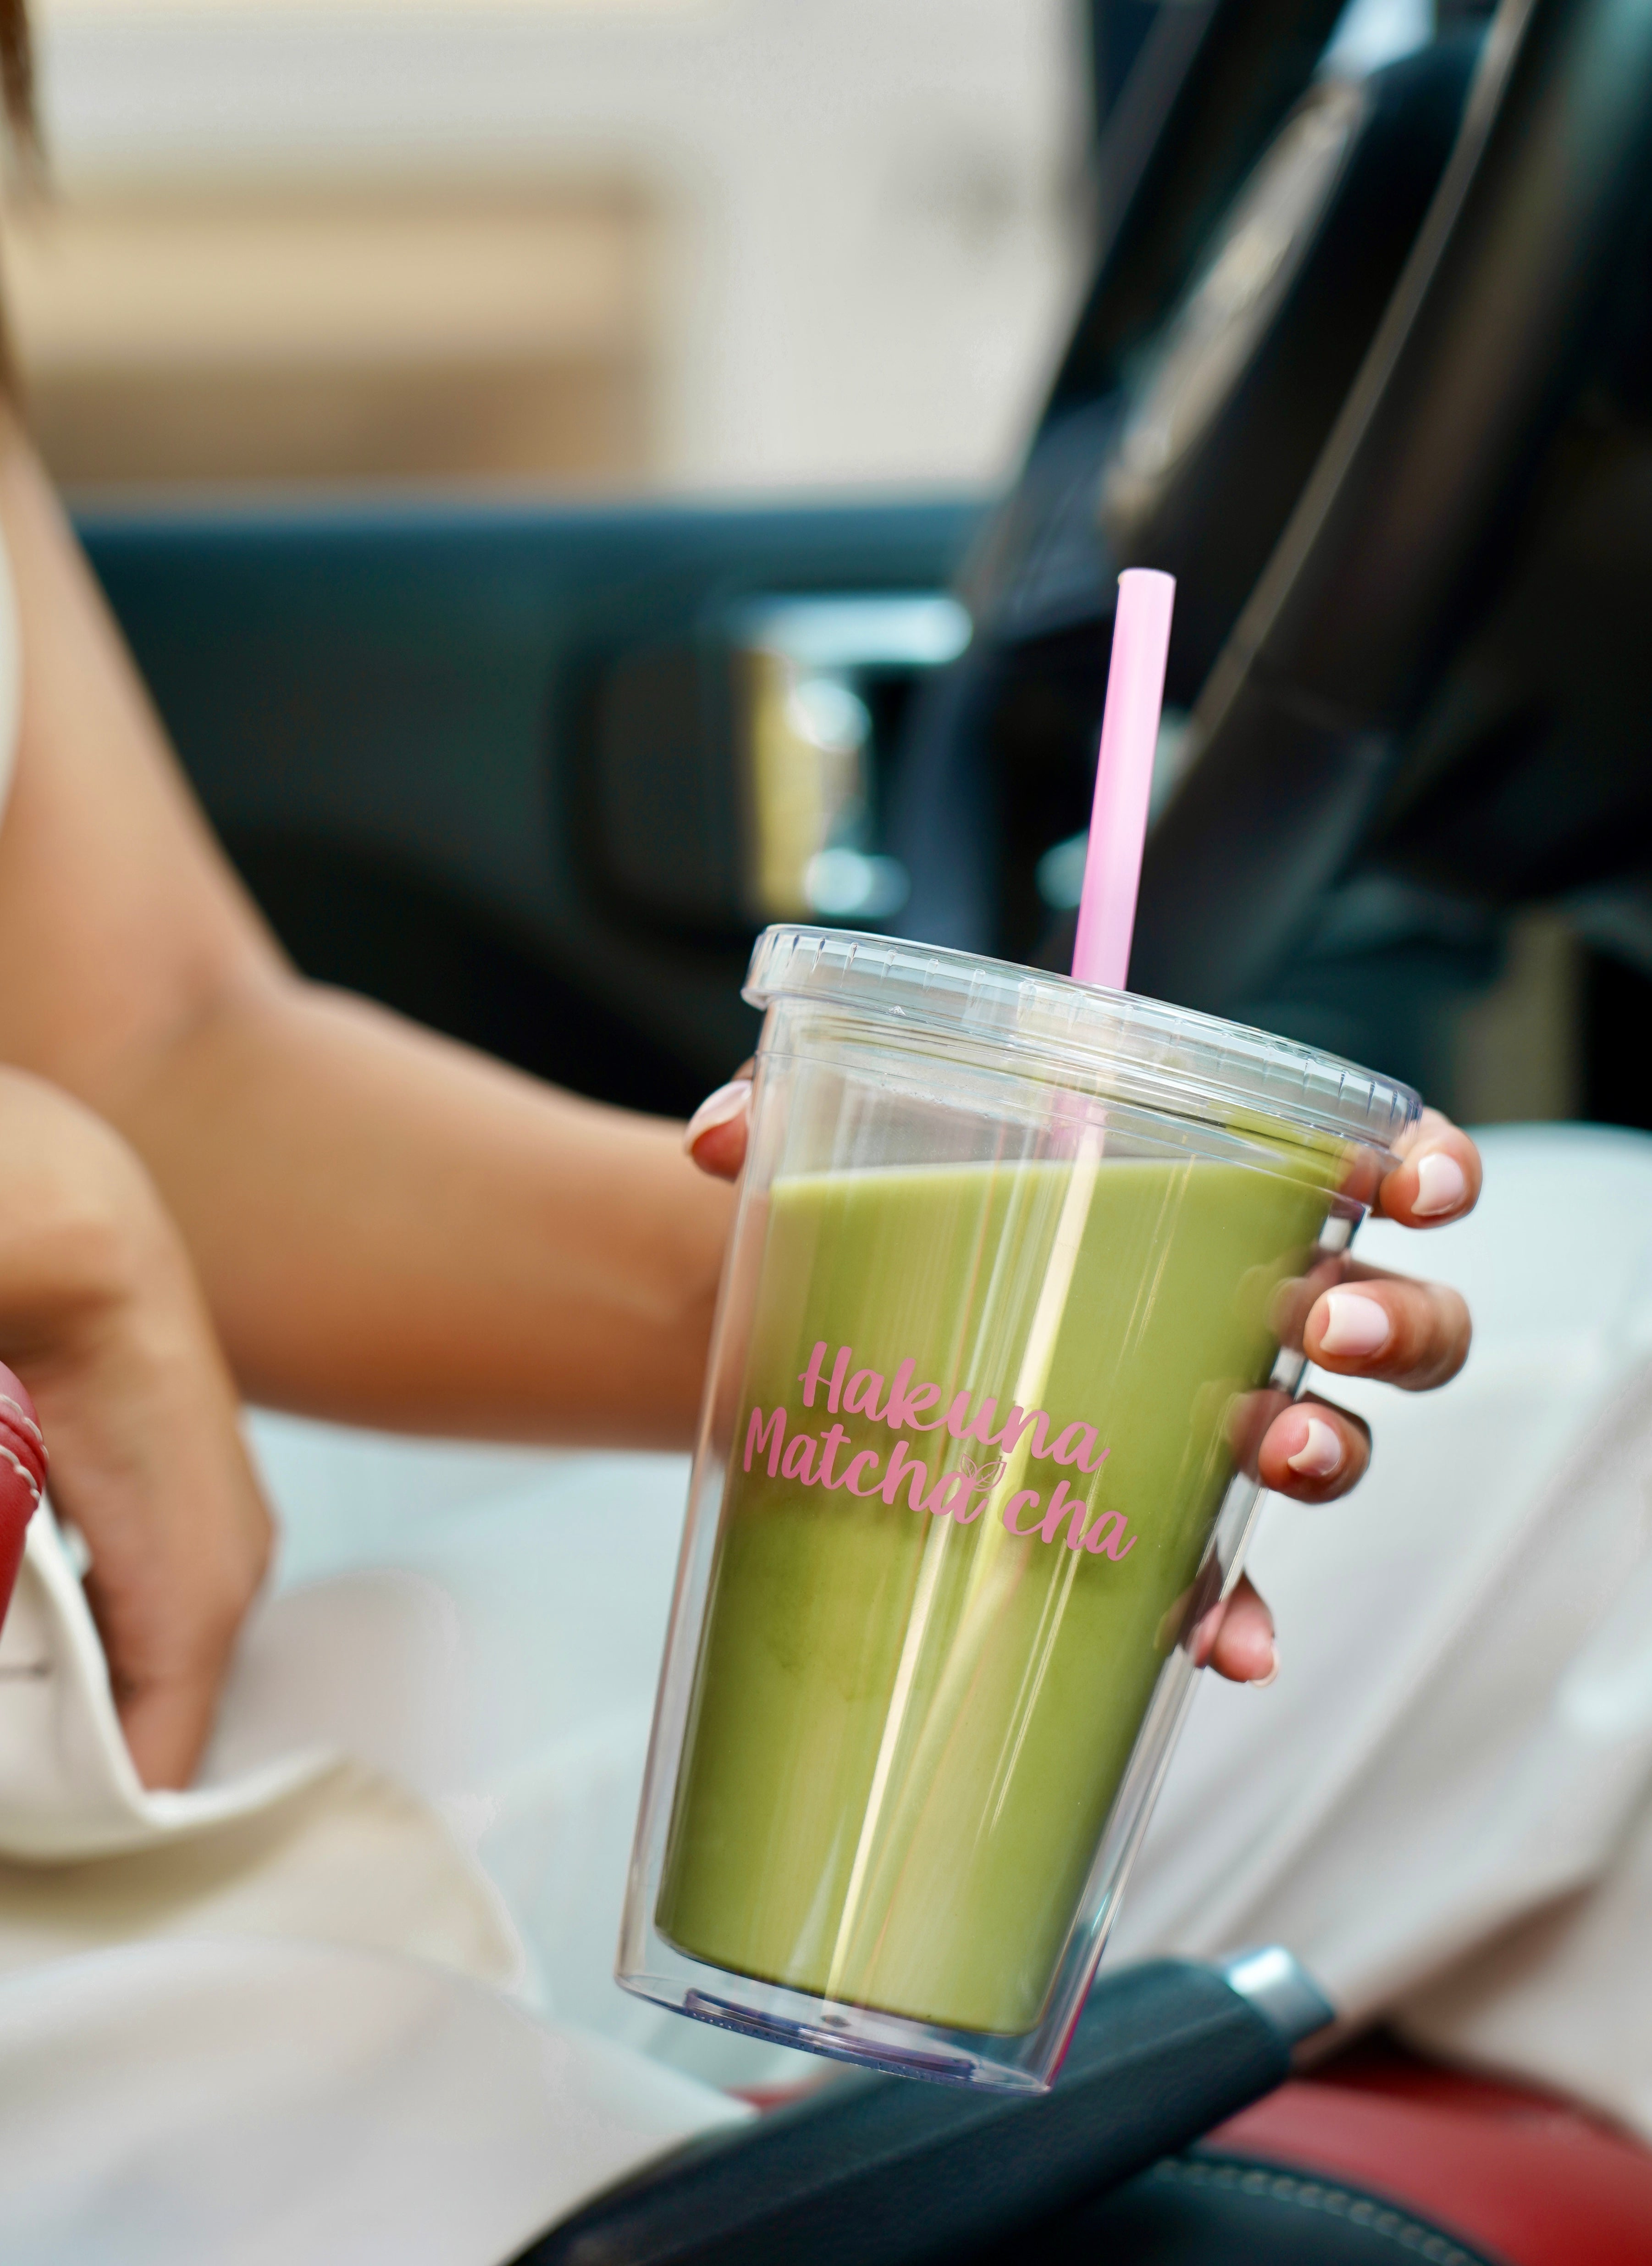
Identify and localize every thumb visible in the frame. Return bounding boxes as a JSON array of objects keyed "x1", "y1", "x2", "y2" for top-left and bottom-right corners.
[{"x1": 684, "y1": 1073, "x2": 752, "y2": 1183}]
